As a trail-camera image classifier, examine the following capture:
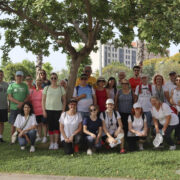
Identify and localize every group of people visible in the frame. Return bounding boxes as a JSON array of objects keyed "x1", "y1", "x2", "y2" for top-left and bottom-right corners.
[{"x1": 0, "y1": 65, "x2": 180, "y2": 155}]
